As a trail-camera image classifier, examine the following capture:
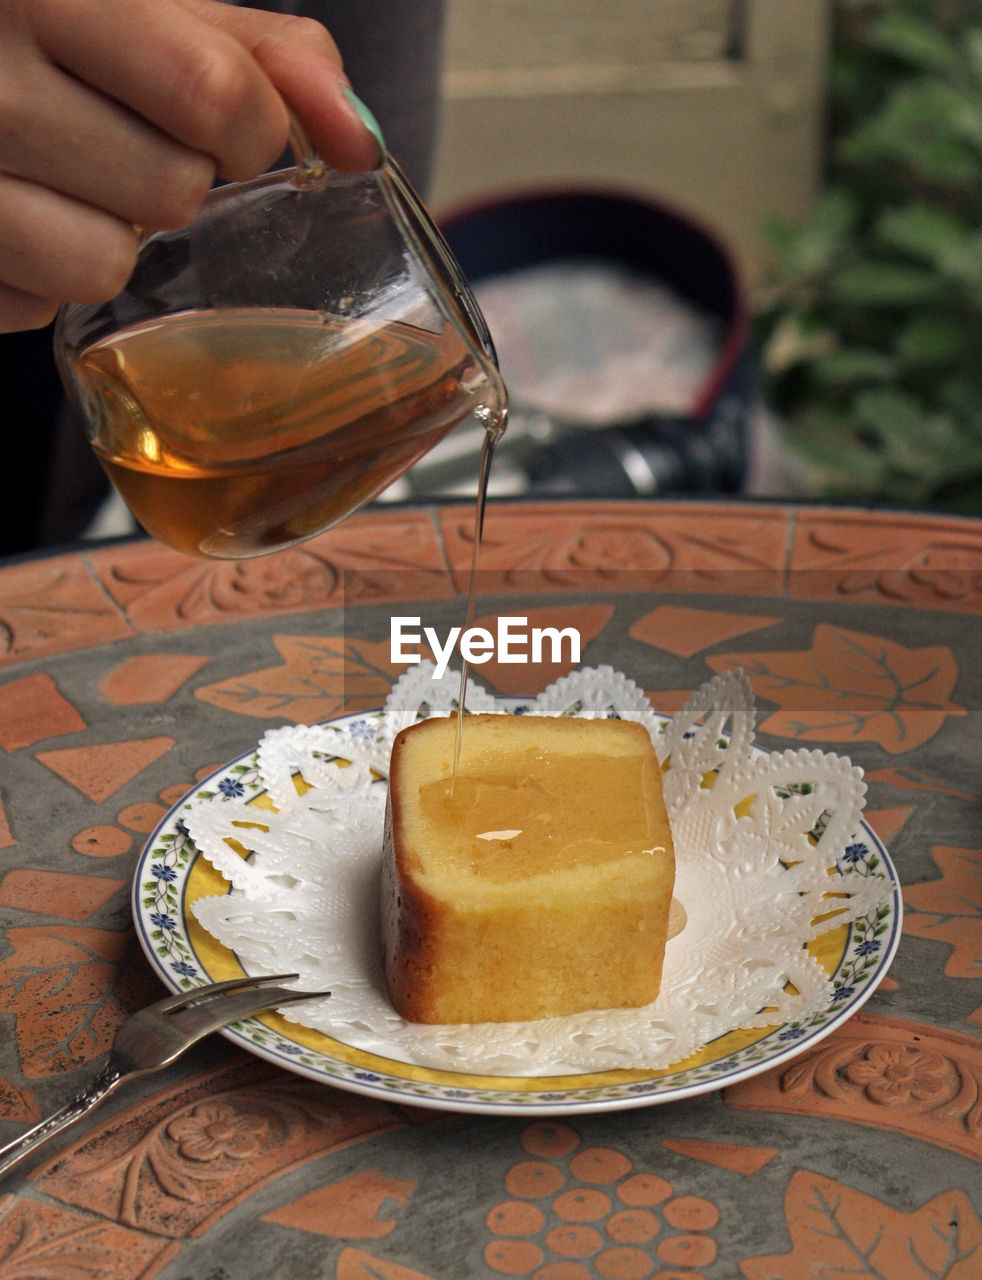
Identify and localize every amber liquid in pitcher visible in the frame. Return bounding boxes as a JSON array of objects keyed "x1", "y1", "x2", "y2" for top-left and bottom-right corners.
[{"x1": 72, "y1": 307, "x2": 500, "y2": 559}]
